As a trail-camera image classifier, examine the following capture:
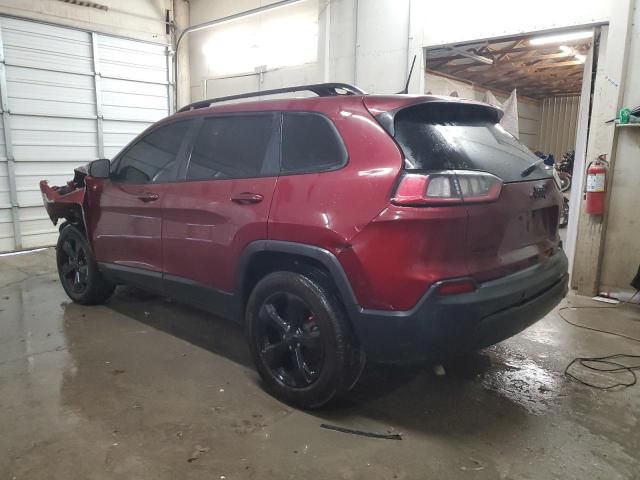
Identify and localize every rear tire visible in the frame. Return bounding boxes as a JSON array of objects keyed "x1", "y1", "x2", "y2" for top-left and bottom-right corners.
[
  {"x1": 56, "y1": 225, "x2": 115, "y2": 305},
  {"x1": 246, "y1": 270, "x2": 360, "y2": 408}
]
